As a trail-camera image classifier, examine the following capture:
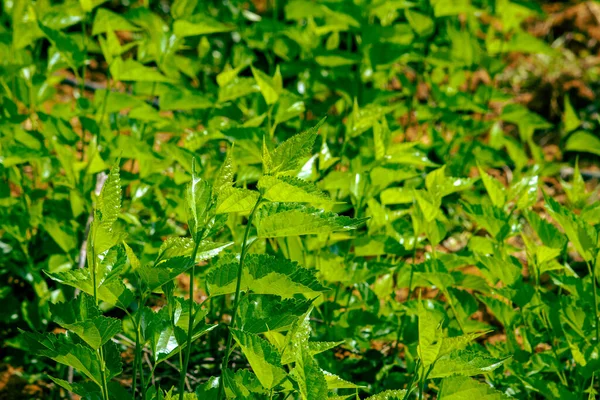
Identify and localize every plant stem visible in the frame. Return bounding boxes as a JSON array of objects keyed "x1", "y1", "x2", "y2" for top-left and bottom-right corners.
[
  {"x1": 217, "y1": 195, "x2": 263, "y2": 400},
  {"x1": 401, "y1": 358, "x2": 420, "y2": 400},
  {"x1": 89, "y1": 237, "x2": 110, "y2": 400},
  {"x1": 178, "y1": 235, "x2": 204, "y2": 400},
  {"x1": 587, "y1": 257, "x2": 600, "y2": 342},
  {"x1": 444, "y1": 289, "x2": 465, "y2": 334}
]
